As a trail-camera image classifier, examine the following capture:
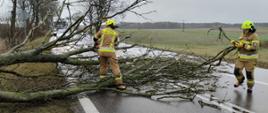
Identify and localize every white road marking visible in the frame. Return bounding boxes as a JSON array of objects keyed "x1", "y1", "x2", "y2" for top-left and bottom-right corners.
[
  {"x1": 196, "y1": 94, "x2": 255, "y2": 113},
  {"x1": 176, "y1": 83, "x2": 255, "y2": 113},
  {"x1": 204, "y1": 94, "x2": 255, "y2": 113},
  {"x1": 79, "y1": 97, "x2": 100, "y2": 113},
  {"x1": 224, "y1": 74, "x2": 268, "y2": 86}
]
